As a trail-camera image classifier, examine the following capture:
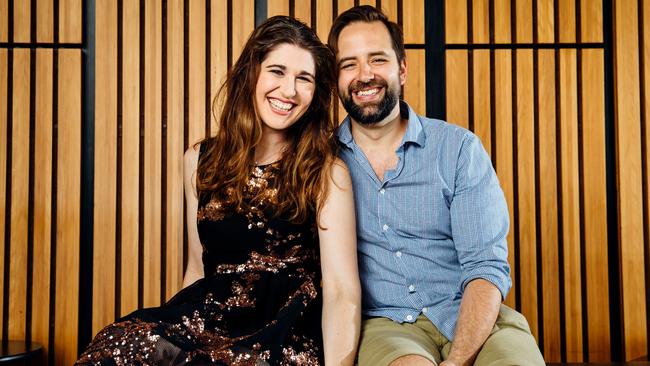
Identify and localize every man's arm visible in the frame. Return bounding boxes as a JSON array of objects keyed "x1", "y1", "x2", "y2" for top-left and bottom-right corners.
[{"x1": 440, "y1": 279, "x2": 501, "y2": 366}]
